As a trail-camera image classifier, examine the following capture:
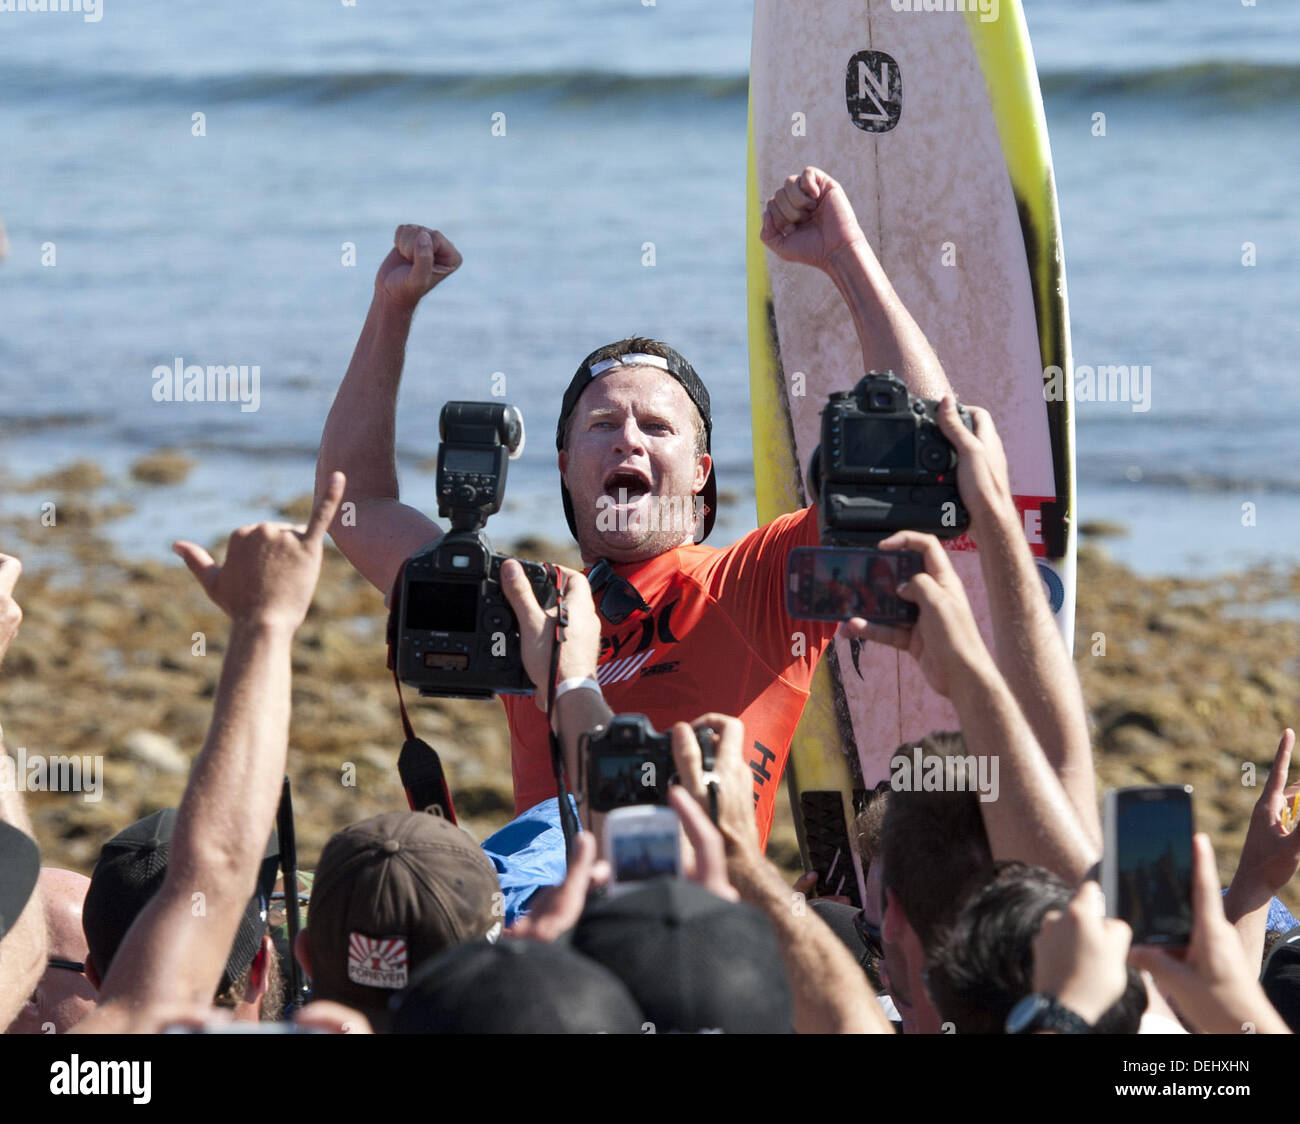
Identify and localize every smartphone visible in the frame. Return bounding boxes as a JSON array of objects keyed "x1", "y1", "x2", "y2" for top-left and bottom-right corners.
[
  {"x1": 602, "y1": 805, "x2": 682, "y2": 897},
  {"x1": 786, "y1": 545, "x2": 923, "y2": 624},
  {"x1": 1102, "y1": 785, "x2": 1194, "y2": 948}
]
